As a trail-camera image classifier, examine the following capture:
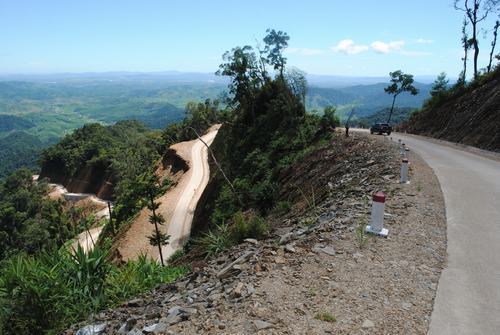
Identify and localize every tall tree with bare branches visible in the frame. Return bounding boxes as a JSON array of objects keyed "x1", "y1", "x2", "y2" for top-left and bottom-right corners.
[
  {"x1": 455, "y1": 0, "x2": 499, "y2": 79},
  {"x1": 488, "y1": 20, "x2": 500, "y2": 72},
  {"x1": 460, "y1": 18, "x2": 472, "y2": 83}
]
